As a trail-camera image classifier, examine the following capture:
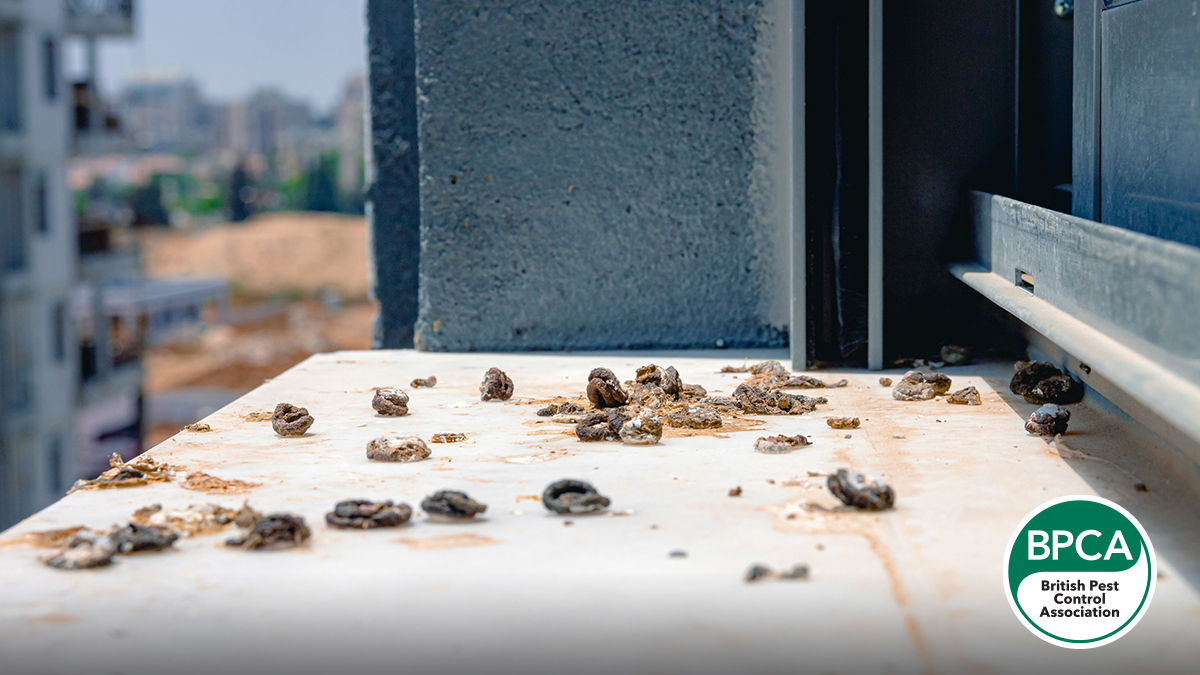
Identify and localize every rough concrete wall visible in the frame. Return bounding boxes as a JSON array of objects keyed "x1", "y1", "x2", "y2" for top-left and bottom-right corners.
[
  {"x1": 410, "y1": 0, "x2": 790, "y2": 351},
  {"x1": 366, "y1": 0, "x2": 421, "y2": 348}
]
